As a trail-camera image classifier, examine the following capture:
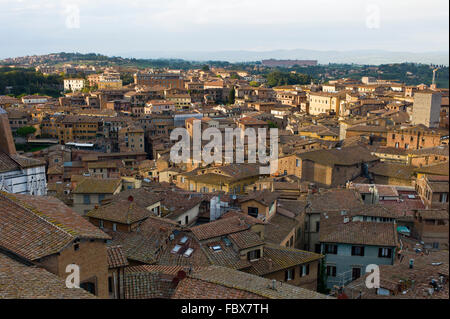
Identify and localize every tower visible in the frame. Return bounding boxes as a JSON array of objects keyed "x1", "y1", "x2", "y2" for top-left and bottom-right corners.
[{"x1": 0, "y1": 107, "x2": 17, "y2": 155}]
